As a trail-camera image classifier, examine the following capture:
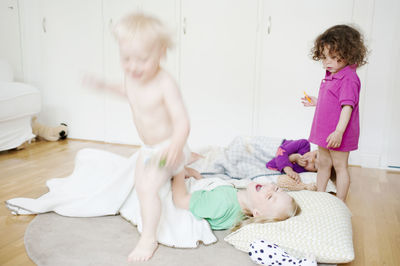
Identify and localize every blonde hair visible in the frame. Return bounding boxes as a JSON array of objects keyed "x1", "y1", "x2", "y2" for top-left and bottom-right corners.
[
  {"x1": 113, "y1": 12, "x2": 173, "y2": 49},
  {"x1": 231, "y1": 197, "x2": 301, "y2": 232}
]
